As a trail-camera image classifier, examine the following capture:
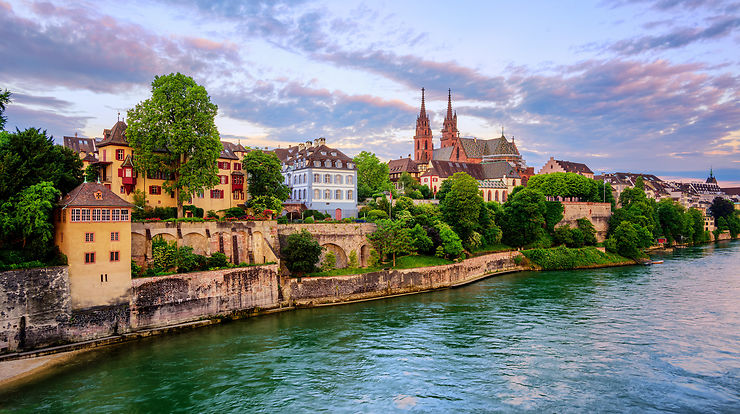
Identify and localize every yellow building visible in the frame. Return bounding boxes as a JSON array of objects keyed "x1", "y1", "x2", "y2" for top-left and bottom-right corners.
[
  {"x1": 65, "y1": 120, "x2": 249, "y2": 213},
  {"x1": 54, "y1": 182, "x2": 133, "y2": 309}
]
